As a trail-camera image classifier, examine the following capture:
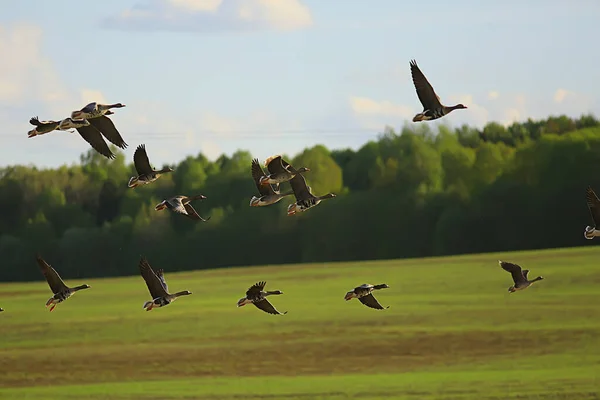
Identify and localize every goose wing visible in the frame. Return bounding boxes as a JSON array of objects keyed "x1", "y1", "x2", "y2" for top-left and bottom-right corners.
[
  {"x1": 36, "y1": 255, "x2": 69, "y2": 294},
  {"x1": 288, "y1": 173, "x2": 313, "y2": 202},
  {"x1": 358, "y1": 293, "x2": 389, "y2": 310},
  {"x1": 183, "y1": 203, "x2": 211, "y2": 222},
  {"x1": 265, "y1": 155, "x2": 288, "y2": 175},
  {"x1": 76, "y1": 125, "x2": 115, "y2": 159},
  {"x1": 133, "y1": 144, "x2": 154, "y2": 175},
  {"x1": 522, "y1": 269, "x2": 529, "y2": 280},
  {"x1": 251, "y1": 158, "x2": 275, "y2": 196},
  {"x1": 88, "y1": 116, "x2": 128, "y2": 149},
  {"x1": 253, "y1": 298, "x2": 287, "y2": 315},
  {"x1": 499, "y1": 261, "x2": 527, "y2": 285},
  {"x1": 585, "y1": 186, "x2": 600, "y2": 226},
  {"x1": 156, "y1": 268, "x2": 169, "y2": 292},
  {"x1": 246, "y1": 281, "x2": 266, "y2": 300},
  {"x1": 29, "y1": 116, "x2": 59, "y2": 129},
  {"x1": 80, "y1": 102, "x2": 97, "y2": 113},
  {"x1": 139, "y1": 257, "x2": 169, "y2": 298},
  {"x1": 410, "y1": 59, "x2": 443, "y2": 110}
]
